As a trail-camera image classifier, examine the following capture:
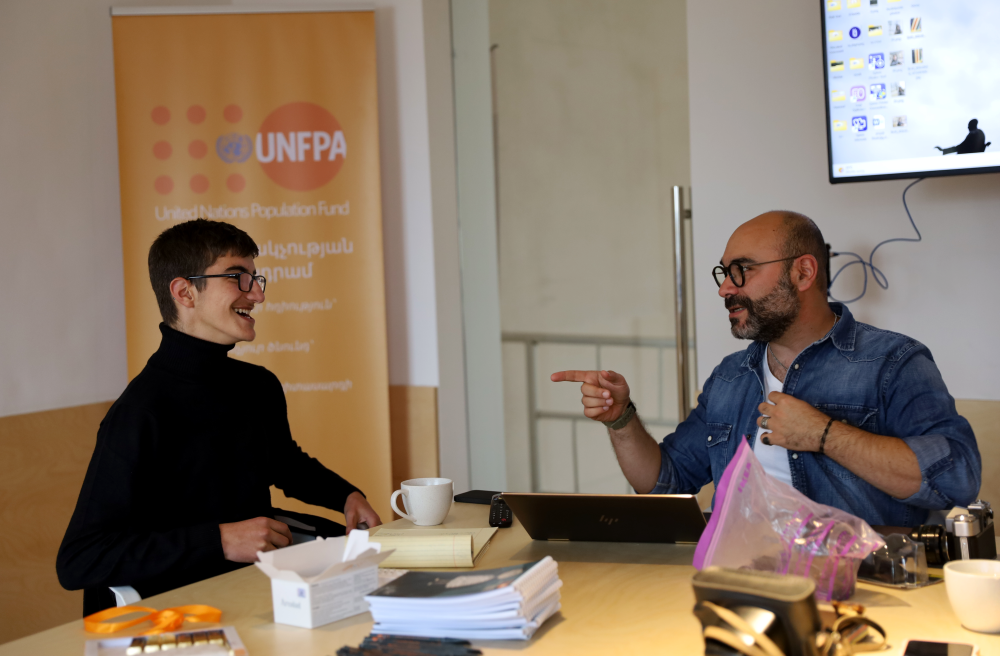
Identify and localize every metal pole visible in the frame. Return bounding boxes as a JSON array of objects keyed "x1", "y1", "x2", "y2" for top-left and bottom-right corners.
[{"x1": 672, "y1": 186, "x2": 691, "y2": 422}]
